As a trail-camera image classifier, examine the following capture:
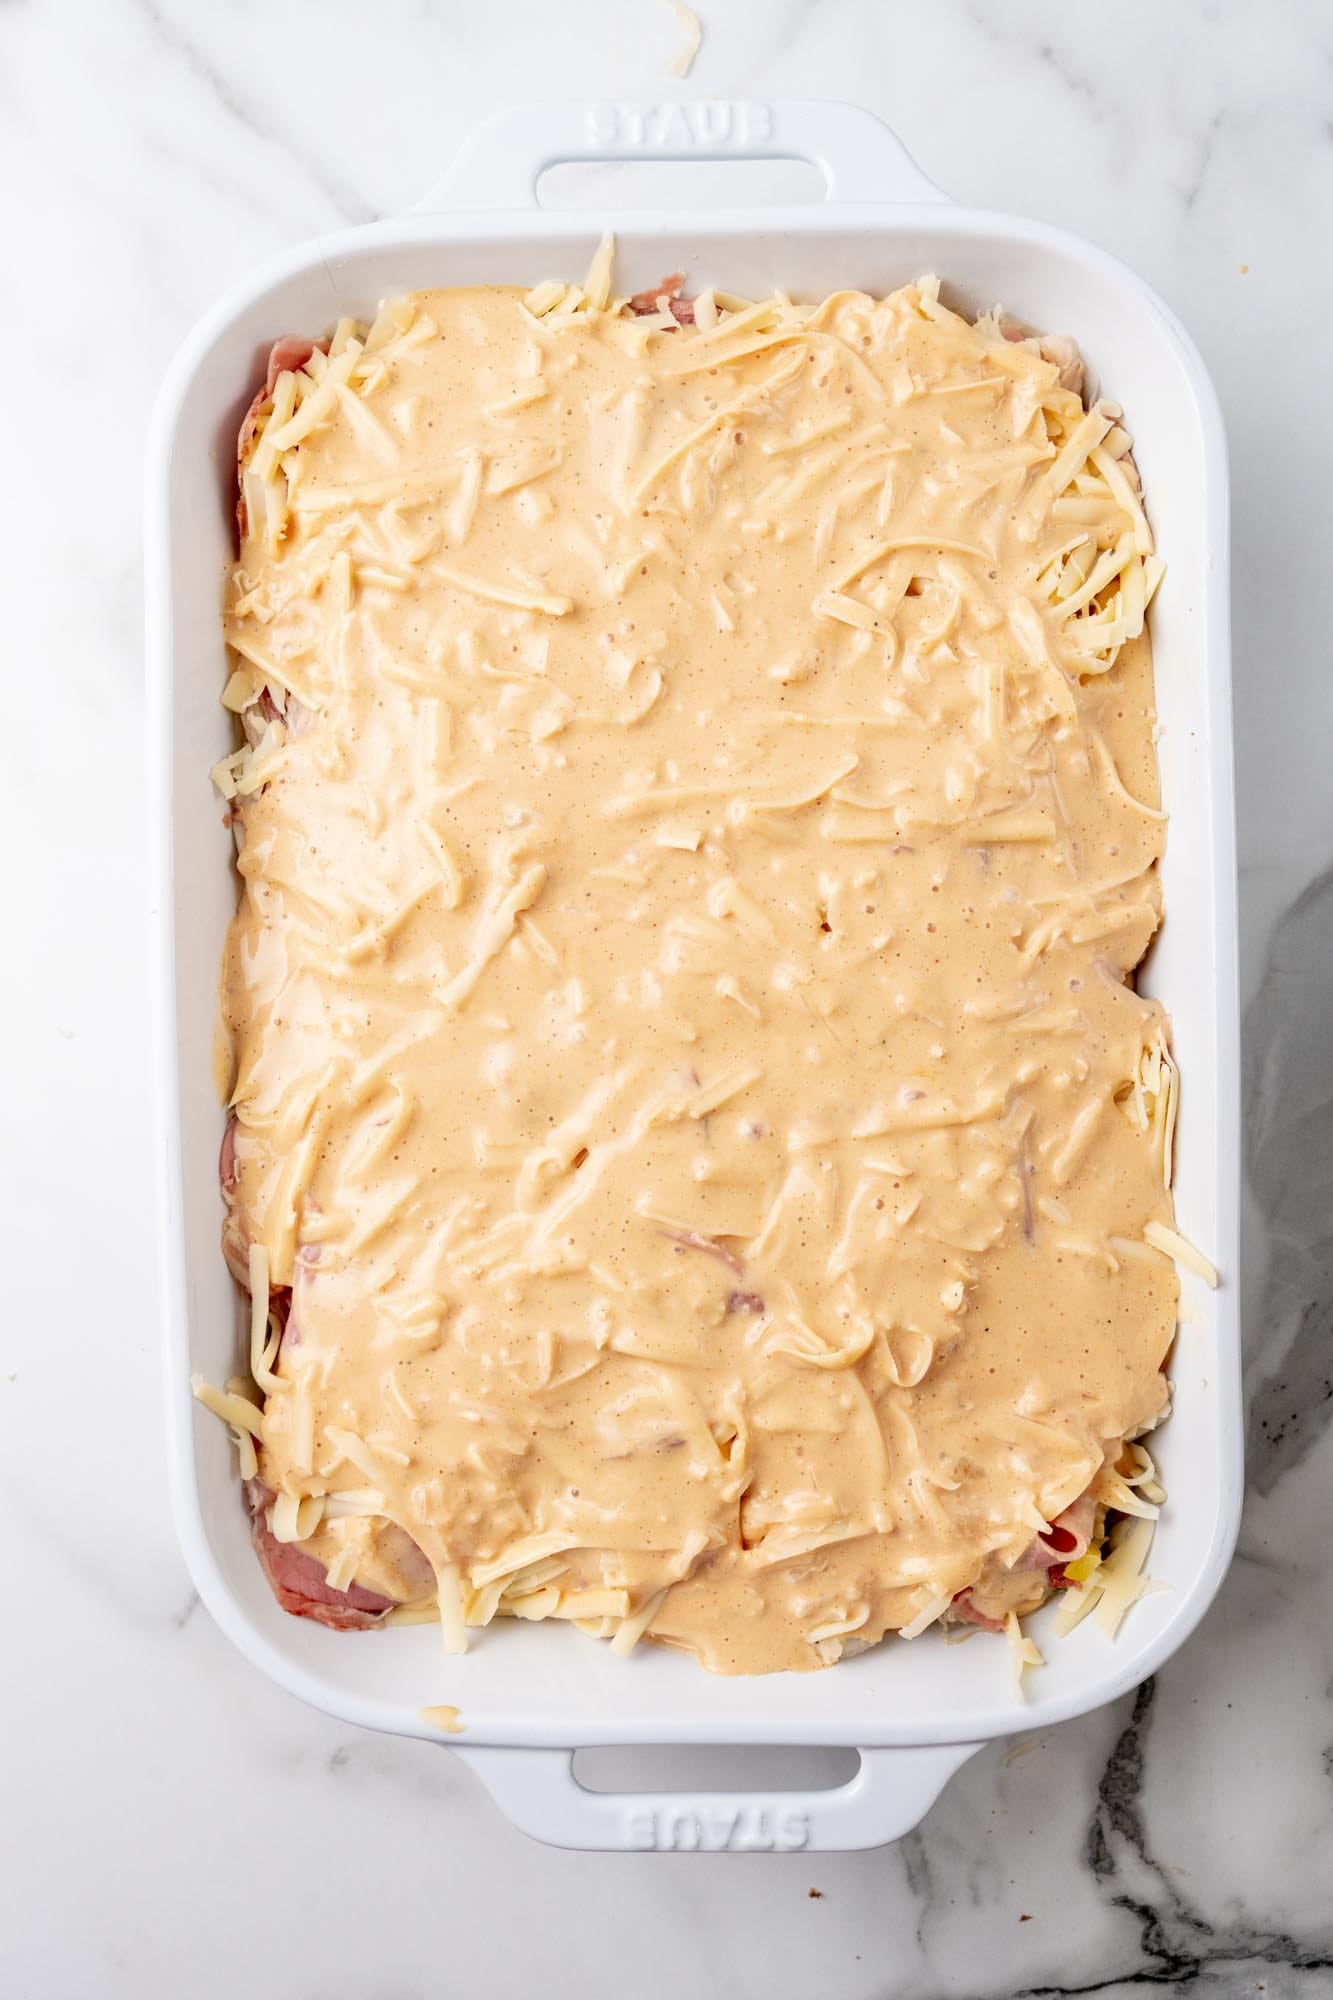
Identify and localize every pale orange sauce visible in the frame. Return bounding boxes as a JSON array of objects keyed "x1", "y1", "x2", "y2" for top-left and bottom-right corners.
[{"x1": 222, "y1": 283, "x2": 1176, "y2": 1673}]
